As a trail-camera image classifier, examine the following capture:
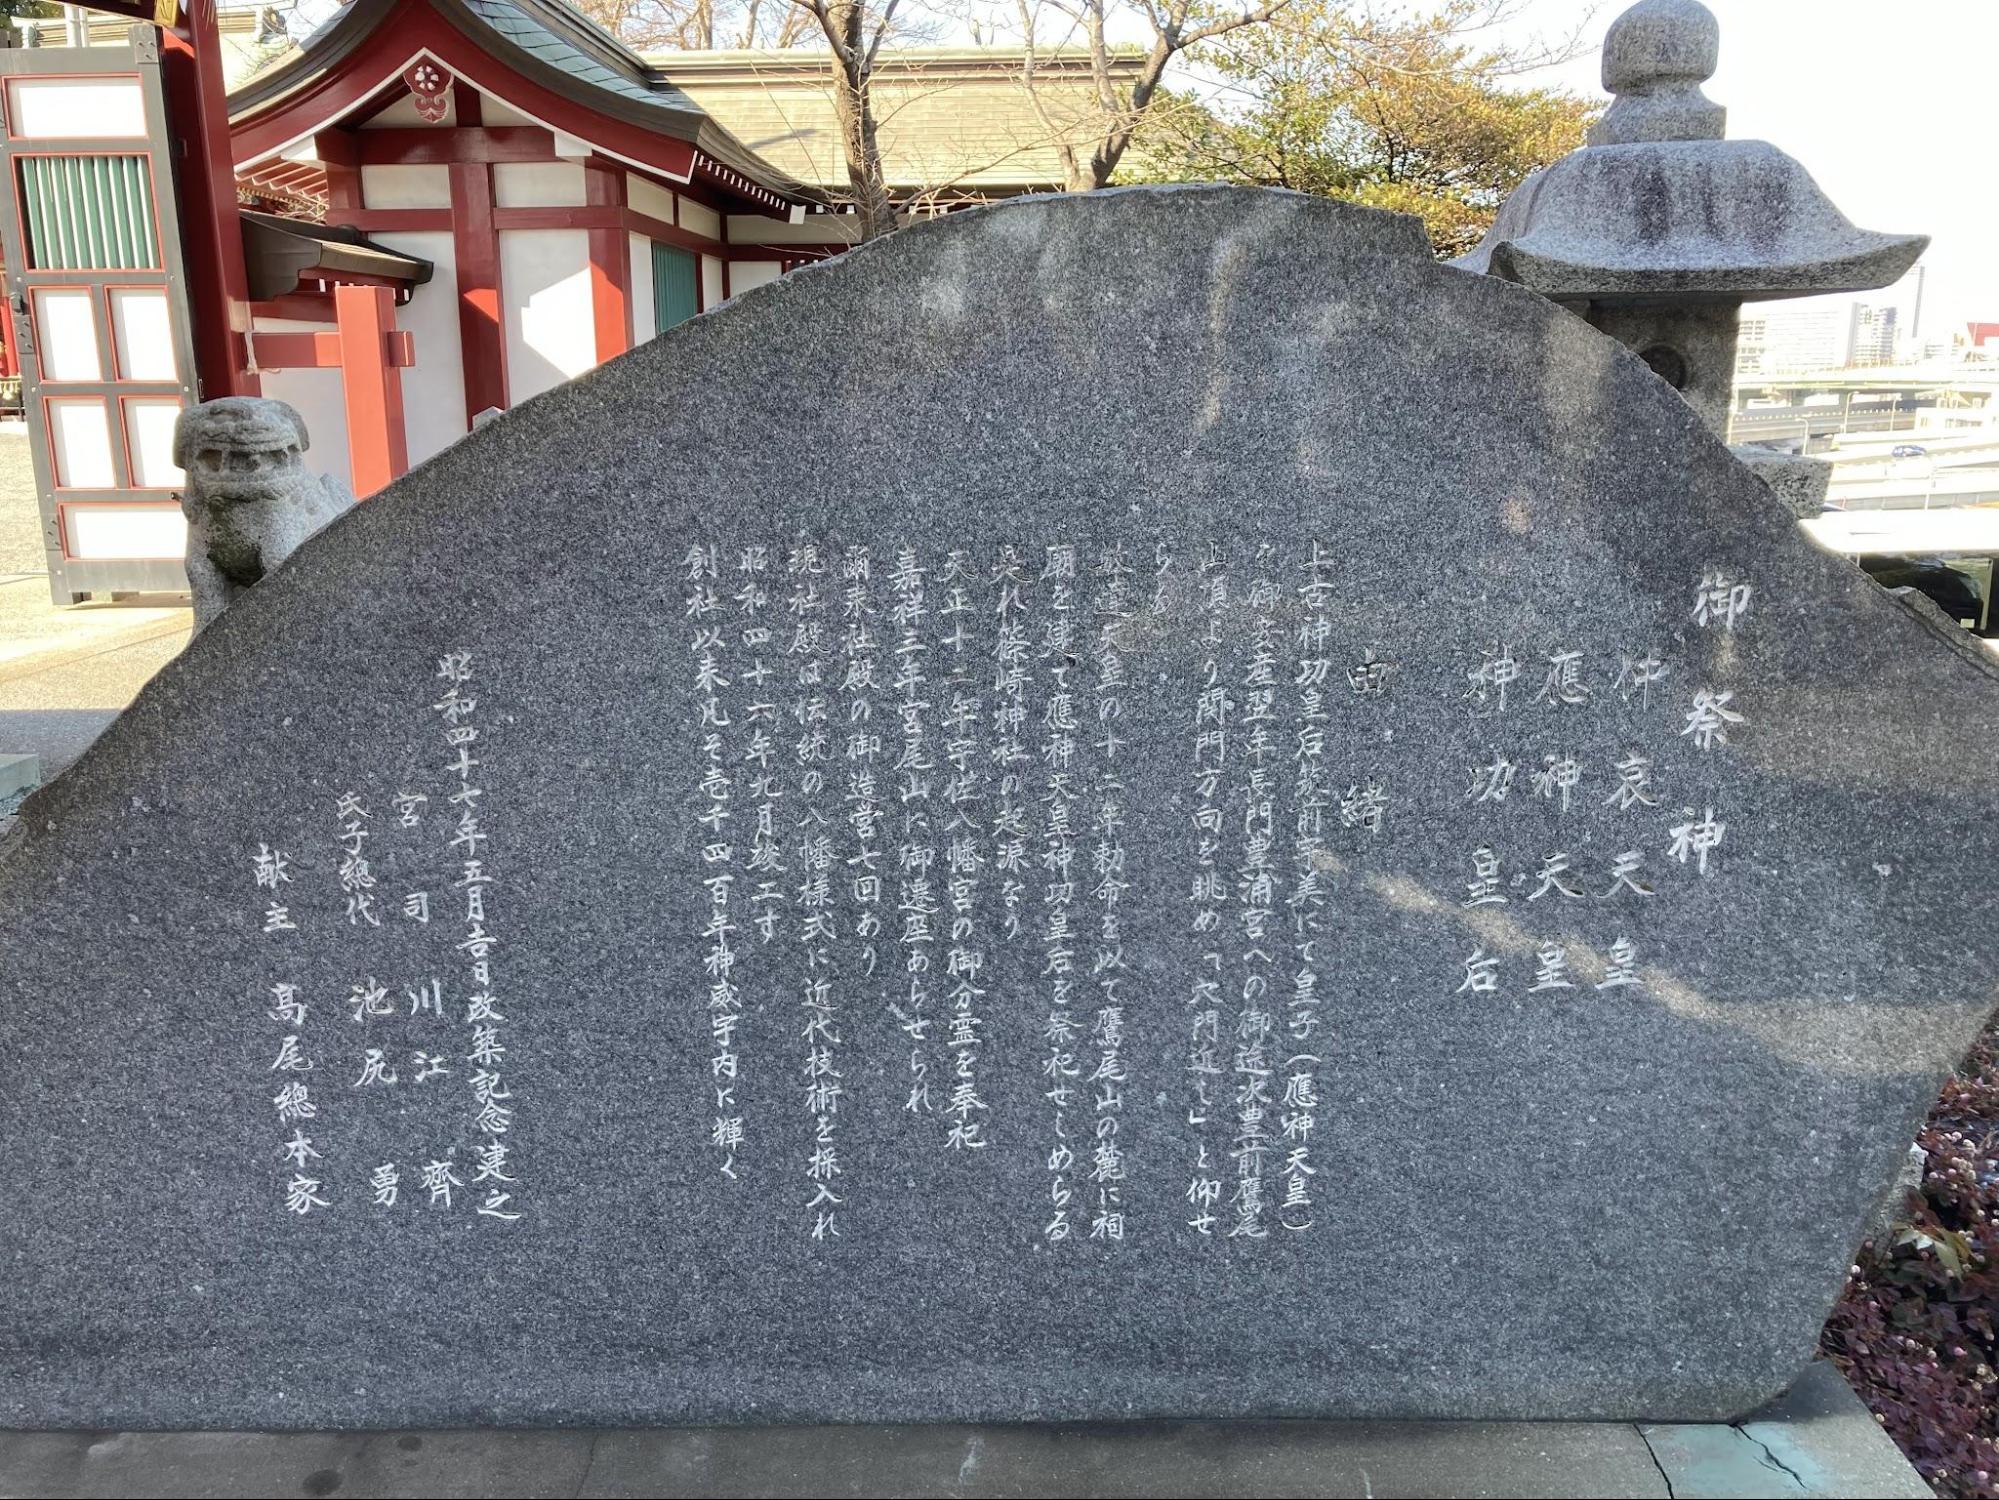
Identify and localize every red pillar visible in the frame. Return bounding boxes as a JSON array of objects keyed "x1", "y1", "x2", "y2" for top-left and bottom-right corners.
[
  {"x1": 335, "y1": 283, "x2": 408, "y2": 498},
  {"x1": 157, "y1": 0, "x2": 258, "y2": 397},
  {"x1": 447, "y1": 88, "x2": 507, "y2": 423},
  {"x1": 584, "y1": 159, "x2": 631, "y2": 364}
]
